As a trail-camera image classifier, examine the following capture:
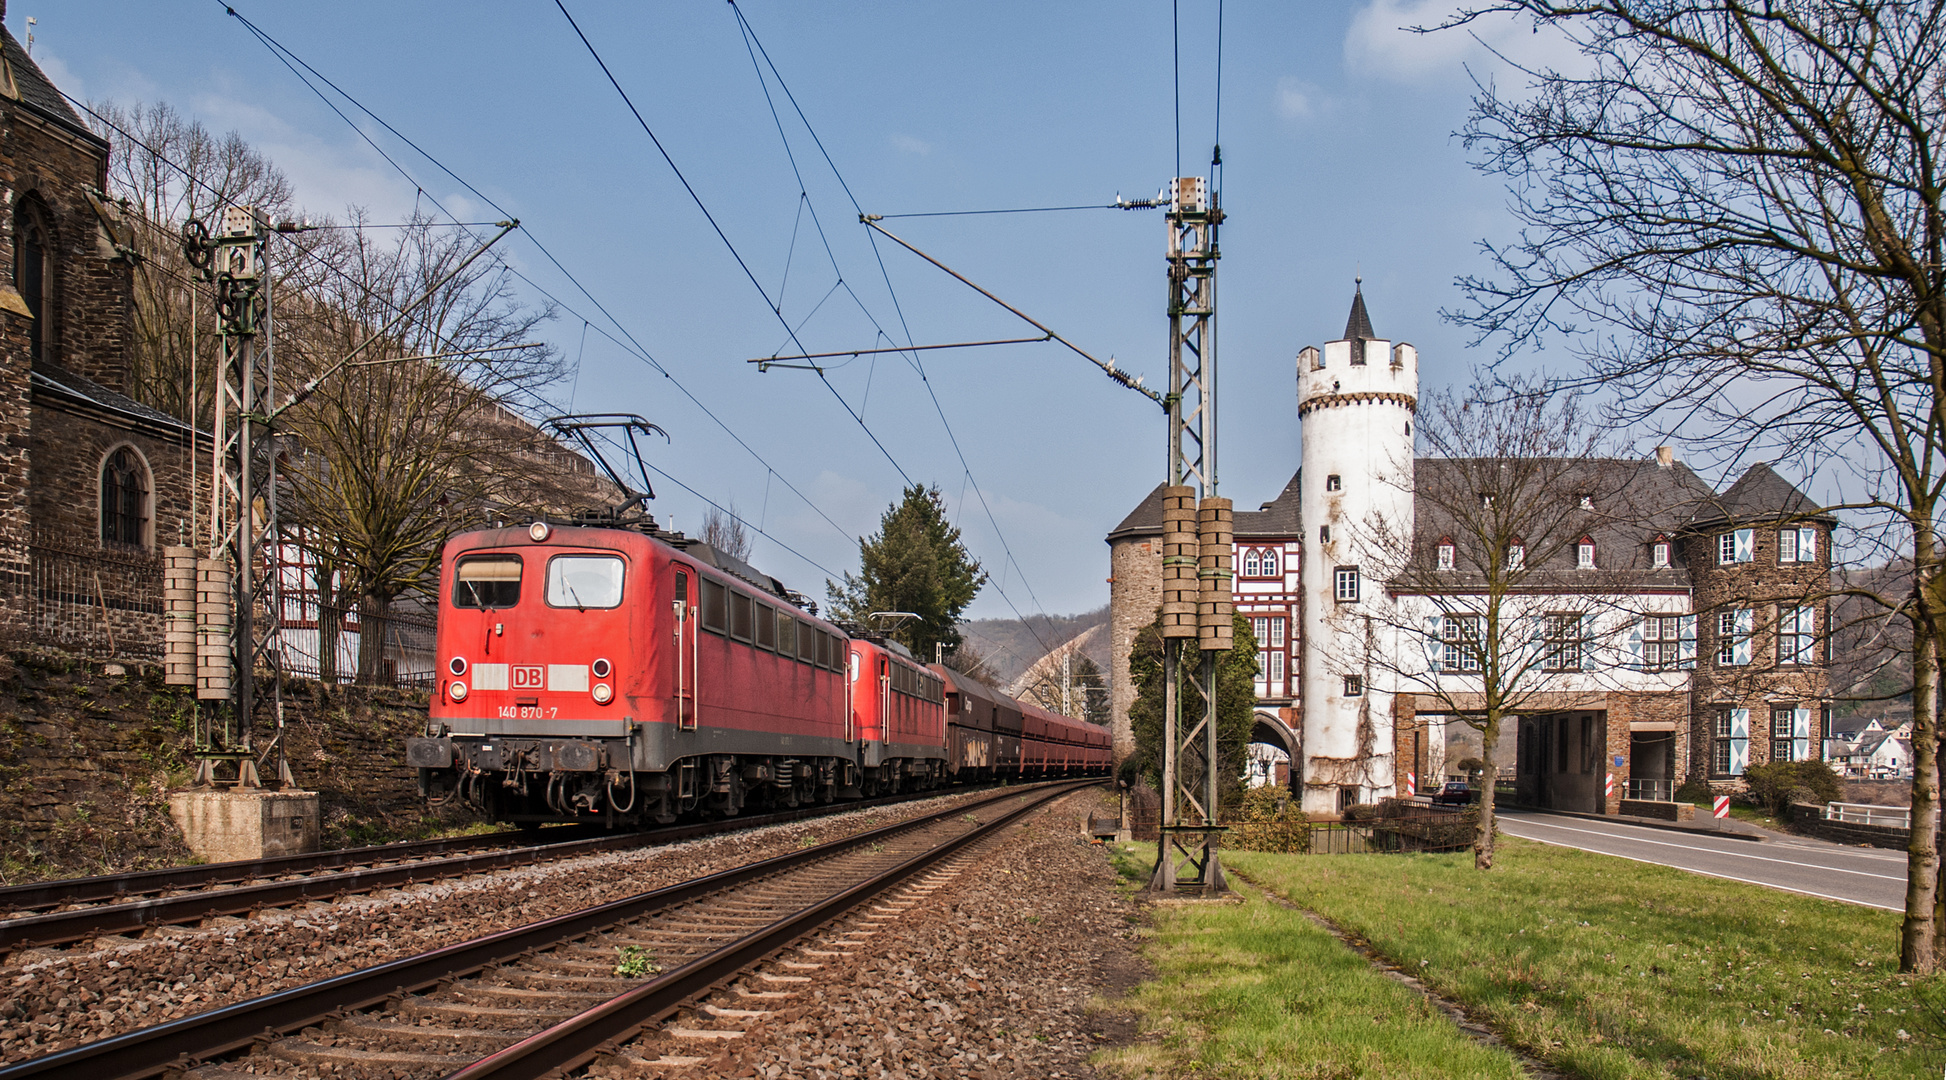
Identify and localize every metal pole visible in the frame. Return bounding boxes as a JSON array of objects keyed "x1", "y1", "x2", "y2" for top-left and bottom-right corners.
[{"x1": 1151, "y1": 175, "x2": 1228, "y2": 893}]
